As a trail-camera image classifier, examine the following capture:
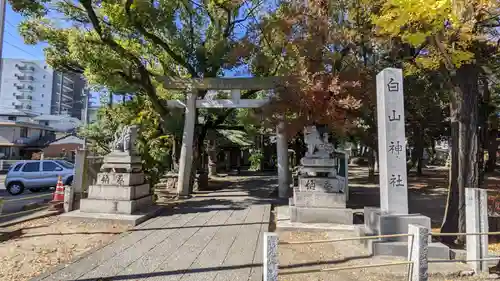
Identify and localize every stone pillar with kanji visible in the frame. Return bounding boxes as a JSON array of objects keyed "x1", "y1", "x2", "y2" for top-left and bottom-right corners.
[{"x1": 376, "y1": 68, "x2": 408, "y2": 215}]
